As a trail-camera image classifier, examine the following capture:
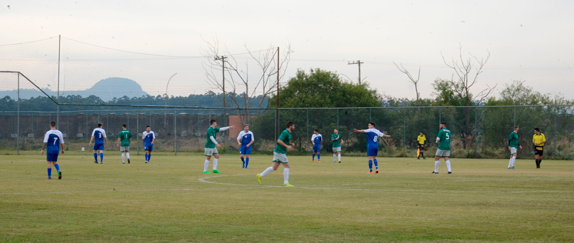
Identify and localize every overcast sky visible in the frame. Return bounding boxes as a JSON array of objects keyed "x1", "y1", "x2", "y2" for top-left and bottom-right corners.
[{"x1": 1, "y1": 0, "x2": 574, "y2": 100}]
